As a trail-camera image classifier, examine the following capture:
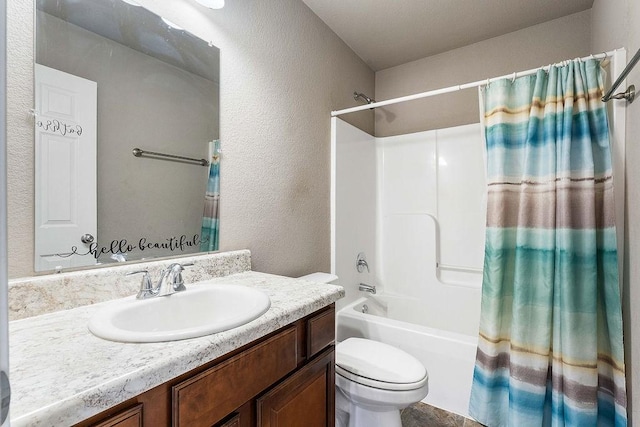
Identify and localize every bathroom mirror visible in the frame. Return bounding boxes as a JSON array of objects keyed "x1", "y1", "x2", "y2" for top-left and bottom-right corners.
[{"x1": 34, "y1": 0, "x2": 220, "y2": 271}]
